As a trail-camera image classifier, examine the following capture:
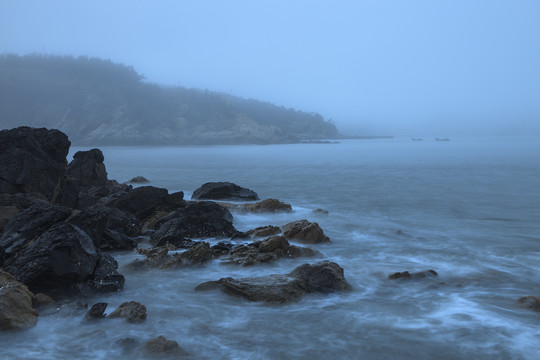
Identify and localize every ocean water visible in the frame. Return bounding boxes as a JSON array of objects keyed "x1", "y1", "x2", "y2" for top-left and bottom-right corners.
[{"x1": 2, "y1": 137, "x2": 540, "y2": 359}]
